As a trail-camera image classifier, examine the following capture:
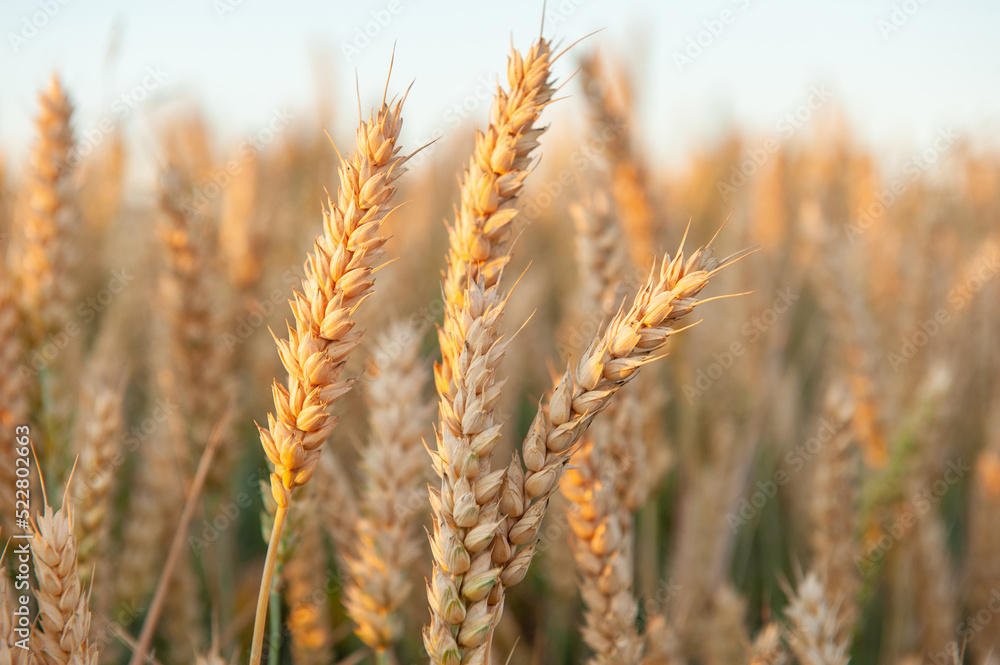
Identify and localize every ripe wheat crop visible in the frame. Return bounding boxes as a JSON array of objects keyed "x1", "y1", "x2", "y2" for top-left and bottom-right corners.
[{"x1": 1, "y1": 14, "x2": 998, "y2": 665}]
